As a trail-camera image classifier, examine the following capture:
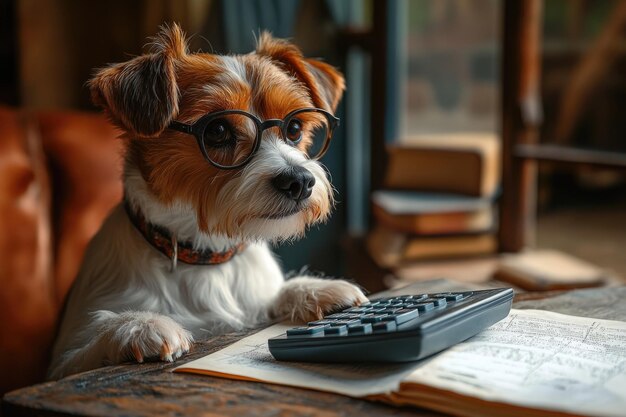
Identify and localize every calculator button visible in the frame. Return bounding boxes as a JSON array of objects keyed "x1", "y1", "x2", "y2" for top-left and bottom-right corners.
[
  {"x1": 423, "y1": 297, "x2": 447, "y2": 307},
  {"x1": 347, "y1": 323, "x2": 373, "y2": 335},
  {"x1": 332, "y1": 319, "x2": 361, "y2": 327},
  {"x1": 326, "y1": 313, "x2": 349, "y2": 319},
  {"x1": 307, "y1": 320, "x2": 336, "y2": 326},
  {"x1": 386, "y1": 309, "x2": 419, "y2": 324},
  {"x1": 381, "y1": 304, "x2": 403, "y2": 314},
  {"x1": 343, "y1": 307, "x2": 368, "y2": 313},
  {"x1": 406, "y1": 302, "x2": 434, "y2": 312},
  {"x1": 405, "y1": 294, "x2": 428, "y2": 301},
  {"x1": 434, "y1": 293, "x2": 465, "y2": 302},
  {"x1": 361, "y1": 314, "x2": 388, "y2": 323},
  {"x1": 372, "y1": 321, "x2": 397, "y2": 333},
  {"x1": 324, "y1": 325, "x2": 348, "y2": 336},
  {"x1": 360, "y1": 301, "x2": 379, "y2": 307},
  {"x1": 286, "y1": 325, "x2": 327, "y2": 336},
  {"x1": 326, "y1": 313, "x2": 361, "y2": 319}
]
